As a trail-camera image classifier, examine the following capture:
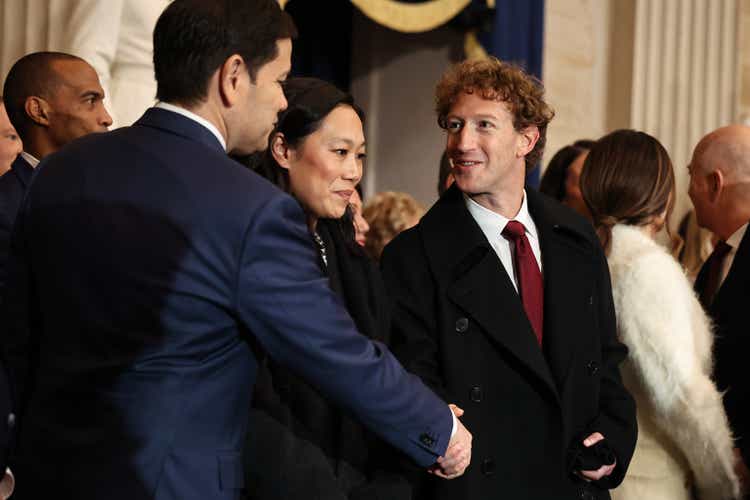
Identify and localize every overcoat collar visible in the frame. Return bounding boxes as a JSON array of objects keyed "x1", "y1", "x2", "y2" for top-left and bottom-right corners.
[{"x1": 419, "y1": 185, "x2": 599, "y2": 404}]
